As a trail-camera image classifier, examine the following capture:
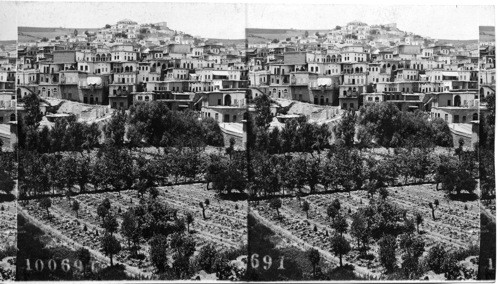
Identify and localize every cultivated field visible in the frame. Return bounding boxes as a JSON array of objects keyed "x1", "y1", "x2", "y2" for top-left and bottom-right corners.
[
  {"x1": 250, "y1": 184, "x2": 480, "y2": 279},
  {"x1": 18, "y1": 184, "x2": 247, "y2": 278},
  {"x1": 0, "y1": 201, "x2": 16, "y2": 281}
]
